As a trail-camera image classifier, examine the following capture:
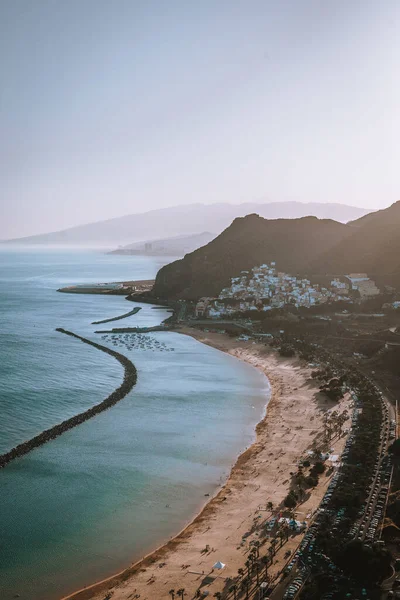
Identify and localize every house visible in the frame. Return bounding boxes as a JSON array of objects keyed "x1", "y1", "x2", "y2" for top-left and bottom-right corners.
[{"x1": 345, "y1": 273, "x2": 380, "y2": 297}]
